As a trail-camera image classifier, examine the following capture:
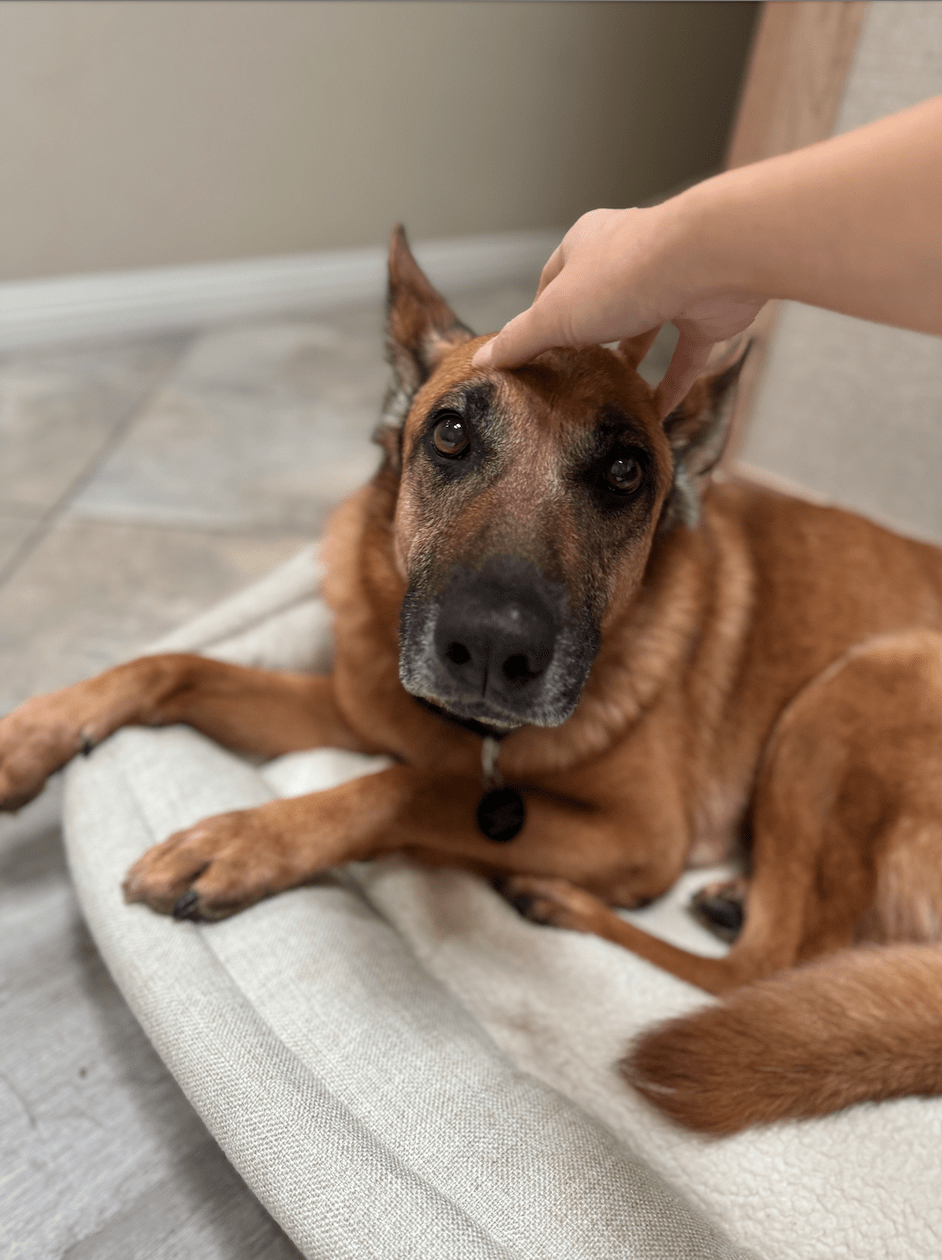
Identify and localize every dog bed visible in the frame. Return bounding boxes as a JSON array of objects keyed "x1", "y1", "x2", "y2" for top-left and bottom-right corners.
[{"x1": 63, "y1": 545, "x2": 942, "y2": 1260}]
